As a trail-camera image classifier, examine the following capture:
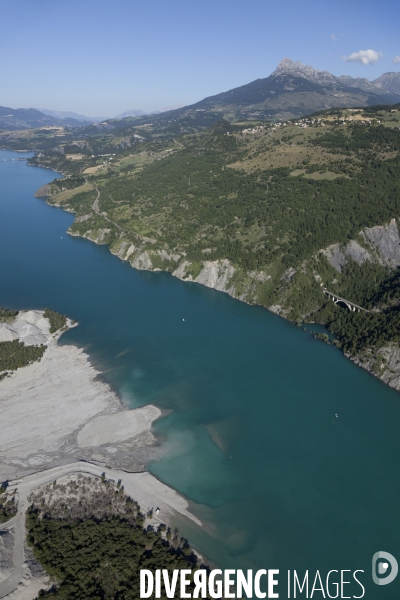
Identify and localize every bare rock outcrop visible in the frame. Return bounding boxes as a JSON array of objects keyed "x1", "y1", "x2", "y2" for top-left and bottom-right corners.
[
  {"x1": 322, "y1": 219, "x2": 400, "y2": 272},
  {"x1": 321, "y1": 245, "x2": 347, "y2": 272},
  {"x1": 34, "y1": 184, "x2": 51, "y2": 198},
  {"x1": 158, "y1": 249, "x2": 181, "y2": 262},
  {"x1": 131, "y1": 251, "x2": 153, "y2": 270},
  {"x1": 172, "y1": 259, "x2": 236, "y2": 296},
  {"x1": 322, "y1": 240, "x2": 371, "y2": 272},
  {"x1": 351, "y1": 344, "x2": 400, "y2": 391},
  {"x1": 362, "y1": 218, "x2": 400, "y2": 267},
  {"x1": 195, "y1": 260, "x2": 236, "y2": 292}
]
